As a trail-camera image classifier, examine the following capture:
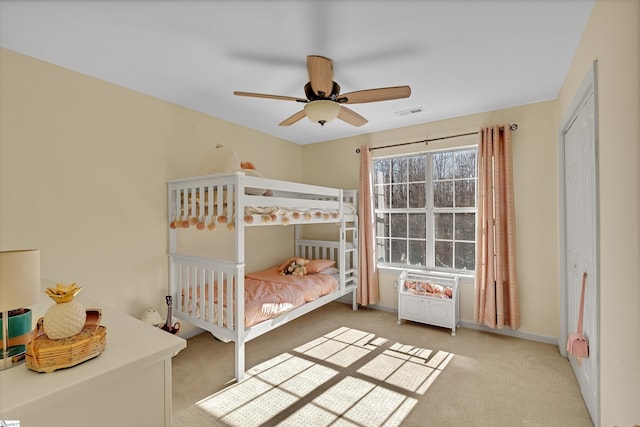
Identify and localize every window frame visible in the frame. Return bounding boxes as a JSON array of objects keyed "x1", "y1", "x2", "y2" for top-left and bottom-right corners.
[{"x1": 373, "y1": 146, "x2": 478, "y2": 274}]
